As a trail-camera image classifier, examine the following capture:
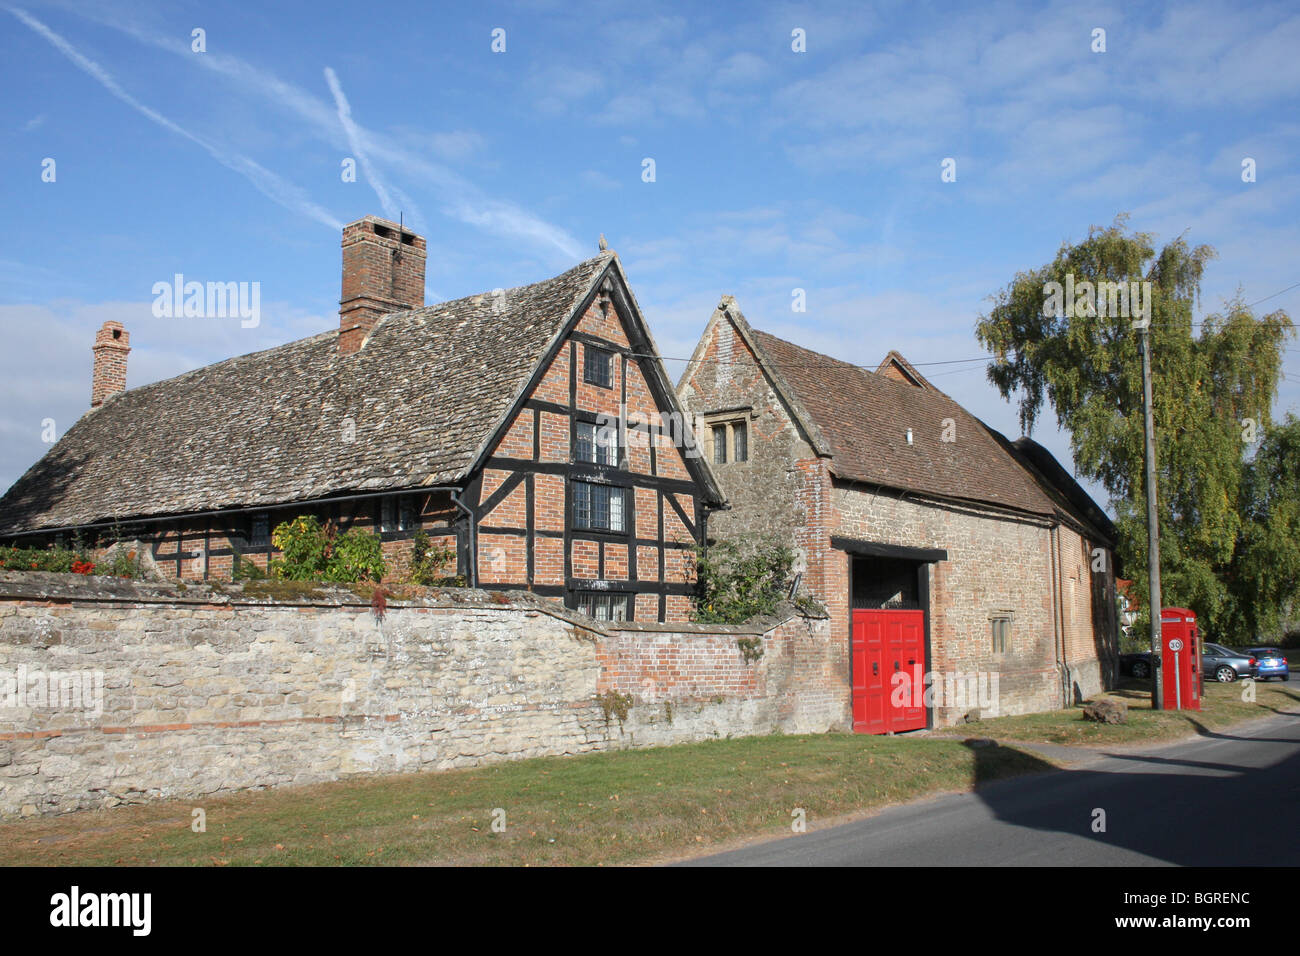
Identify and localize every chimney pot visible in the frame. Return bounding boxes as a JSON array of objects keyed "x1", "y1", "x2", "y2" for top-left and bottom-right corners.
[
  {"x1": 339, "y1": 216, "x2": 426, "y2": 354},
  {"x1": 91, "y1": 320, "x2": 130, "y2": 408}
]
